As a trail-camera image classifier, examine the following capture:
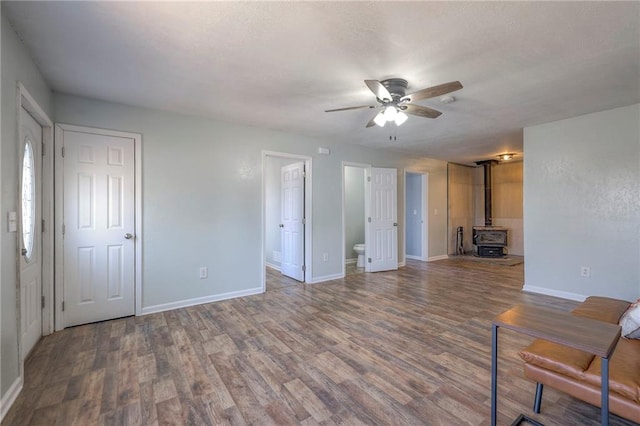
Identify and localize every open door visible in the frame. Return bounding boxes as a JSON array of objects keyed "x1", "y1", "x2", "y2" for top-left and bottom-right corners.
[
  {"x1": 368, "y1": 167, "x2": 398, "y2": 272},
  {"x1": 280, "y1": 162, "x2": 305, "y2": 281}
]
